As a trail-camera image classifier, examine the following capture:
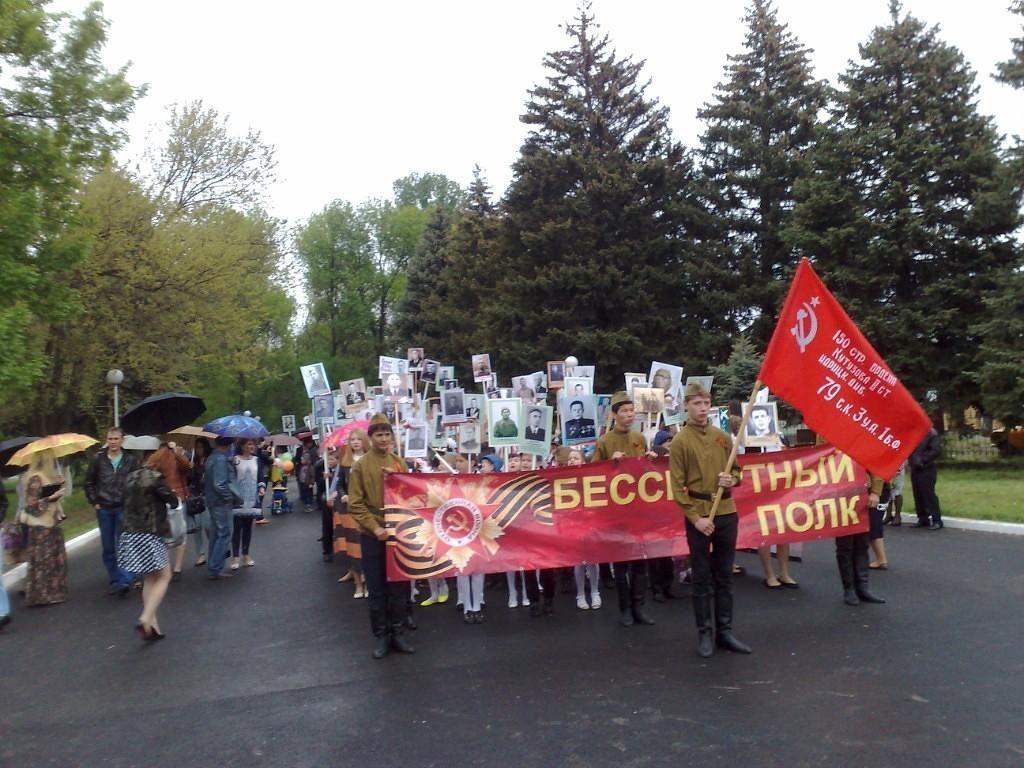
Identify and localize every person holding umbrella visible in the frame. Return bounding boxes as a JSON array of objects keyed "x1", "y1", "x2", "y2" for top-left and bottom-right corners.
[
  {"x1": 16, "y1": 450, "x2": 70, "y2": 606},
  {"x1": 204, "y1": 436, "x2": 239, "y2": 579}
]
